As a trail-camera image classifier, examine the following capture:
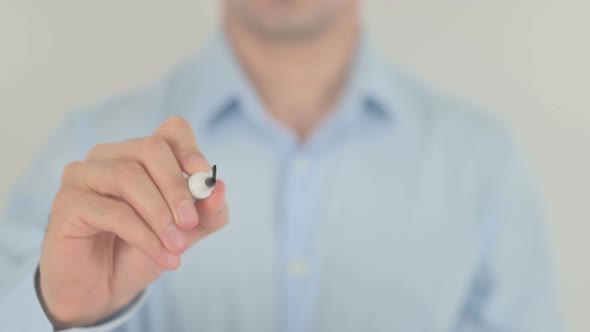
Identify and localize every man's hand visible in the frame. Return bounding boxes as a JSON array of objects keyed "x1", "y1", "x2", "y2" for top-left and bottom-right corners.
[{"x1": 38, "y1": 116, "x2": 228, "y2": 329}]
